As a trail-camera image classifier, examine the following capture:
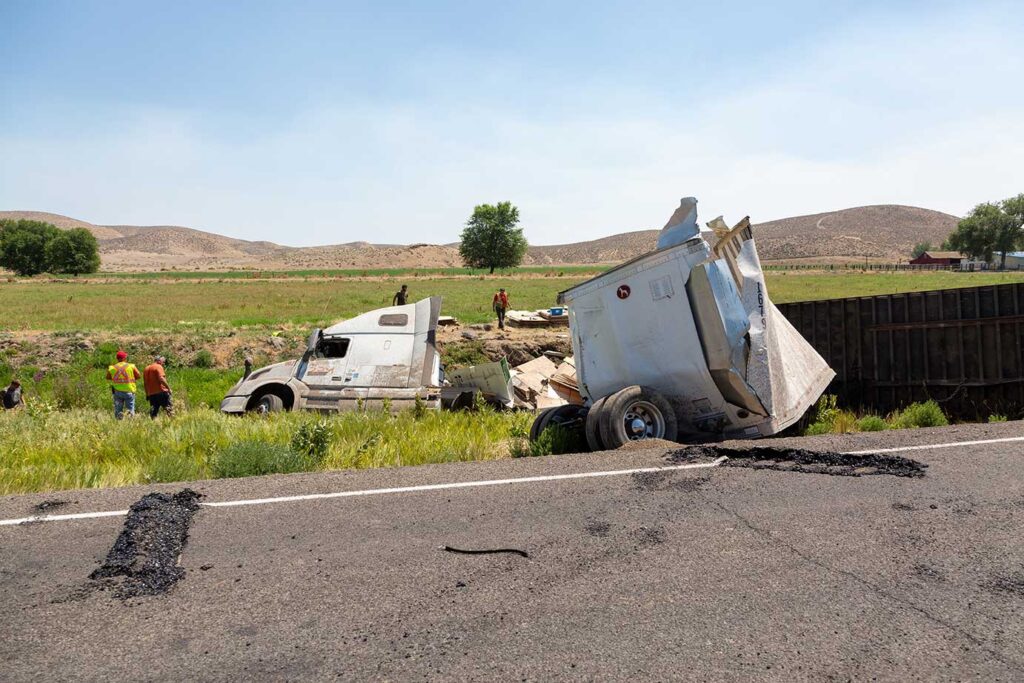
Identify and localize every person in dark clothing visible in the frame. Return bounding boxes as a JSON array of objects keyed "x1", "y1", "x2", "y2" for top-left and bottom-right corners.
[
  {"x1": 1, "y1": 380, "x2": 23, "y2": 410},
  {"x1": 493, "y1": 288, "x2": 509, "y2": 330},
  {"x1": 392, "y1": 284, "x2": 409, "y2": 306},
  {"x1": 143, "y1": 356, "x2": 173, "y2": 418}
]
